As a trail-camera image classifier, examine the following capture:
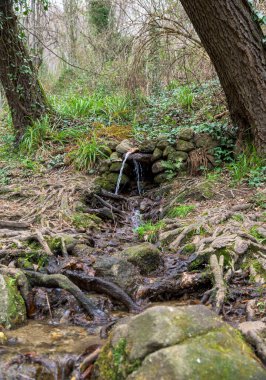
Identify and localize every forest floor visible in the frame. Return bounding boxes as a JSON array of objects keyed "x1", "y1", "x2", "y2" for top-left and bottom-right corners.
[{"x1": 0, "y1": 160, "x2": 265, "y2": 378}]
